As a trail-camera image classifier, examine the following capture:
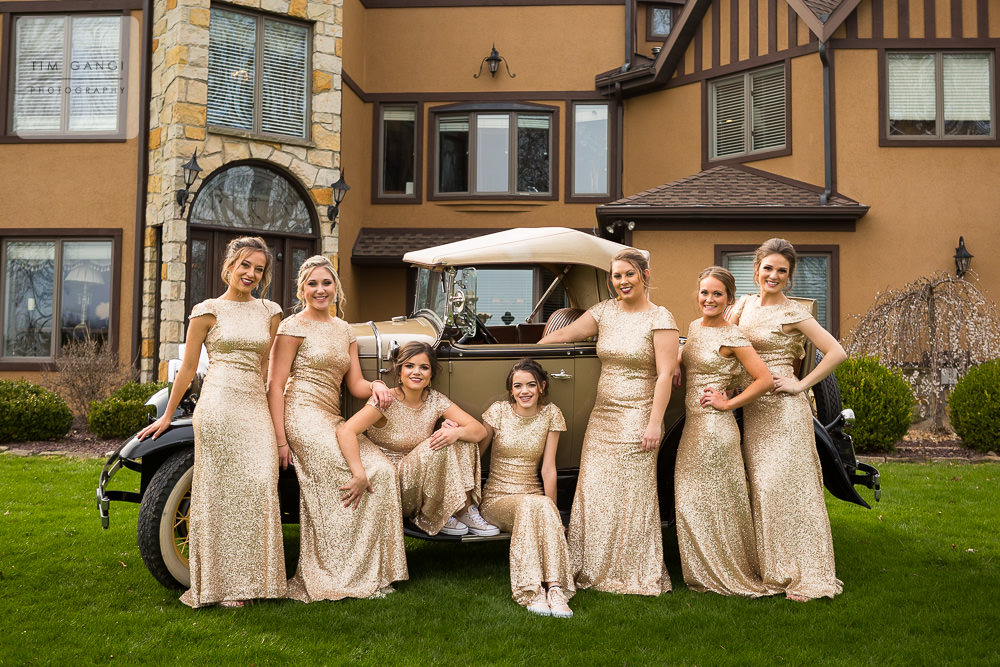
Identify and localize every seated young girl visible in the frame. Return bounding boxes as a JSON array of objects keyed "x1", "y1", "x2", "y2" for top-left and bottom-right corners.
[
  {"x1": 479, "y1": 359, "x2": 575, "y2": 618},
  {"x1": 336, "y1": 341, "x2": 497, "y2": 537}
]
